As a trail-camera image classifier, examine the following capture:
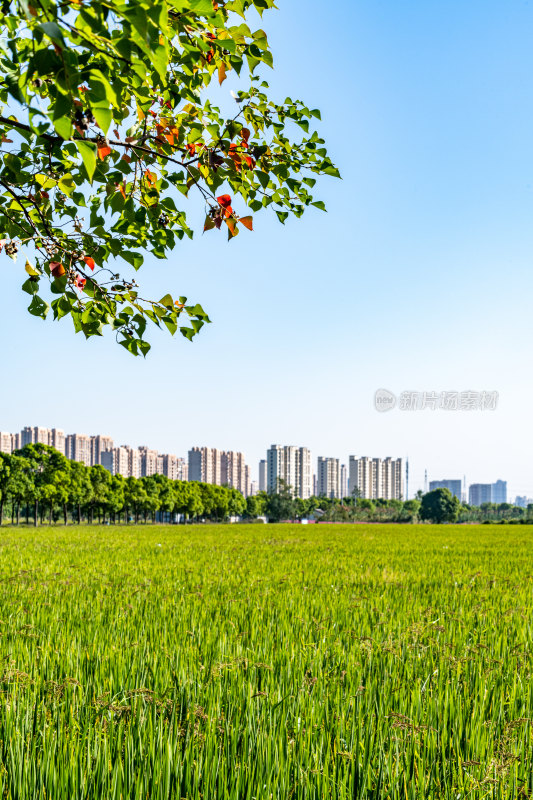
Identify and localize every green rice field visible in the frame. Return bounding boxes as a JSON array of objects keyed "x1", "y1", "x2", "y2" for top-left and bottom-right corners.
[{"x1": 0, "y1": 522, "x2": 531, "y2": 799}]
